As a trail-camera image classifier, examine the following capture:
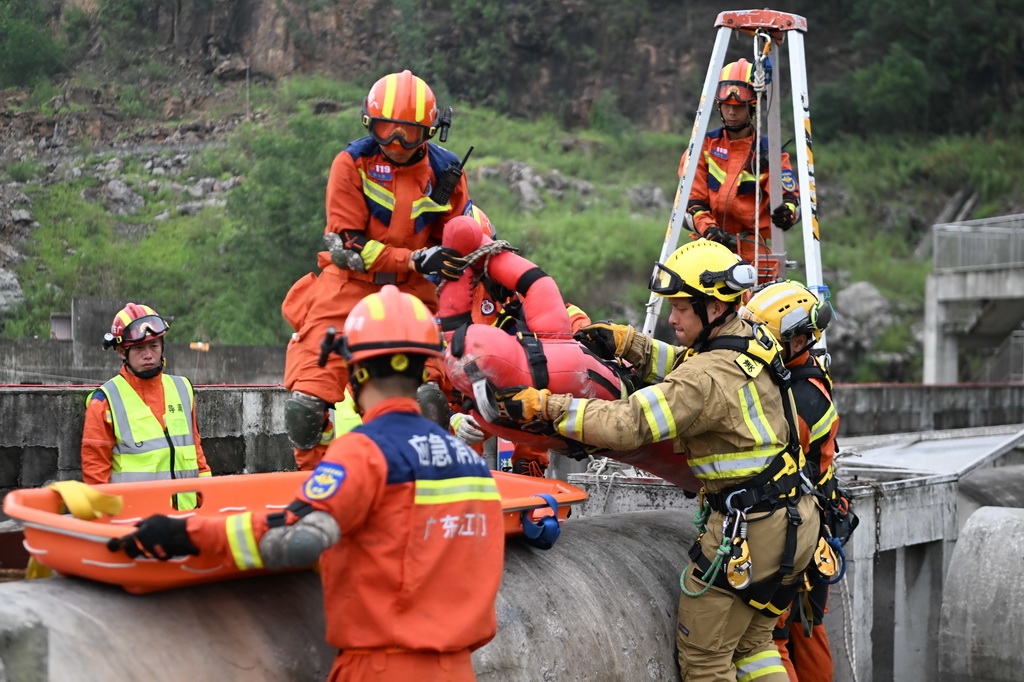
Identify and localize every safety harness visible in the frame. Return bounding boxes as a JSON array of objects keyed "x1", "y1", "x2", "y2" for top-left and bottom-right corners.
[{"x1": 682, "y1": 322, "x2": 816, "y2": 617}]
